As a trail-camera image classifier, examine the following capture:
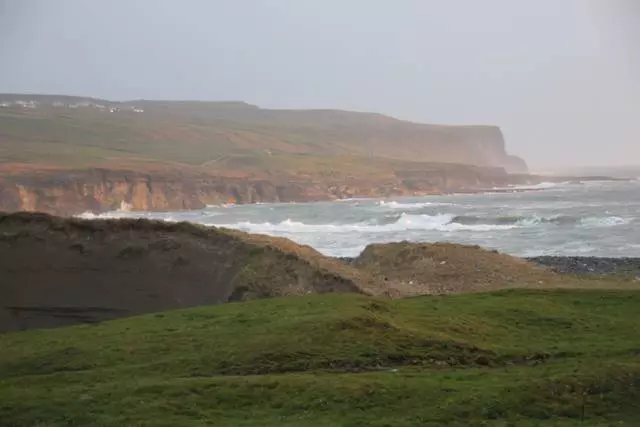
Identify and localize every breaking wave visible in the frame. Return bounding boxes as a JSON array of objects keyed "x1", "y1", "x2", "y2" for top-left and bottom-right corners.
[
  {"x1": 579, "y1": 216, "x2": 629, "y2": 227},
  {"x1": 76, "y1": 211, "x2": 221, "y2": 222},
  {"x1": 226, "y1": 213, "x2": 630, "y2": 235},
  {"x1": 376, "y1": 200, "x2": 455, "y2": 209},
  {"x1": 230, "y1": 213, "x2": 513, "y2": 234},
  {"x1": 77, "y1": 210, "x2": 629, "y2": 234},
  {"x1": 451, "y1": 214, "x2": 629, "y2": 227},
  {"x1": 77, "y1": 211, "x2": 133, "y2": 220},
  {"x1": 499, "y1": 182, "x2": 559, "y2": 191}
]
